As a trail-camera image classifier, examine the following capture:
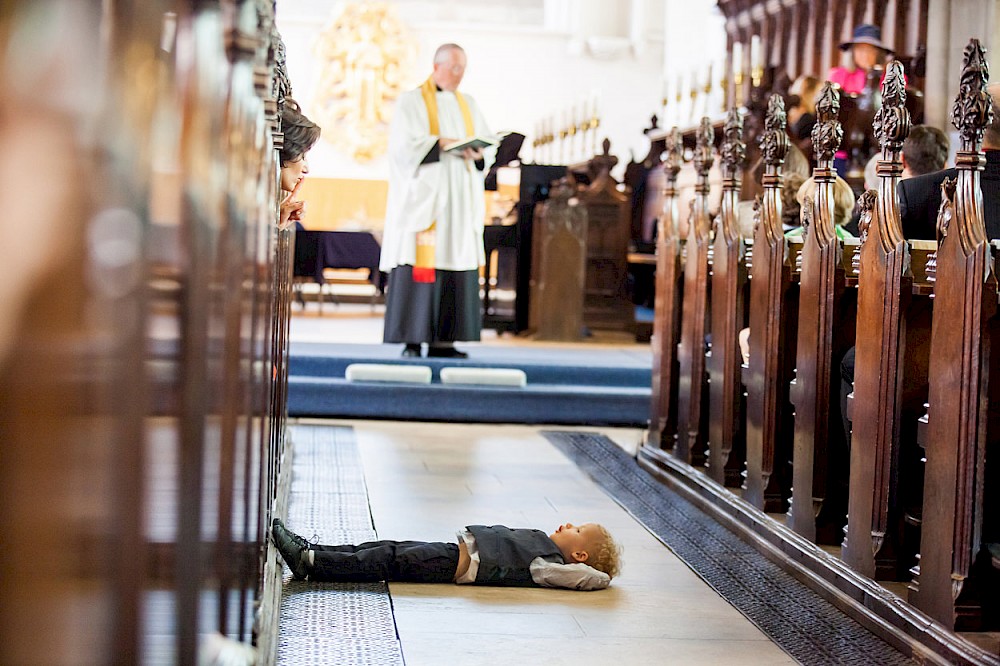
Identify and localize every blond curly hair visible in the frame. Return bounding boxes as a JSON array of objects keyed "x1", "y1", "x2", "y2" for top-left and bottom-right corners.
[{"x1": 587, "y1": 524, "x2": 624, "y2": 579}]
